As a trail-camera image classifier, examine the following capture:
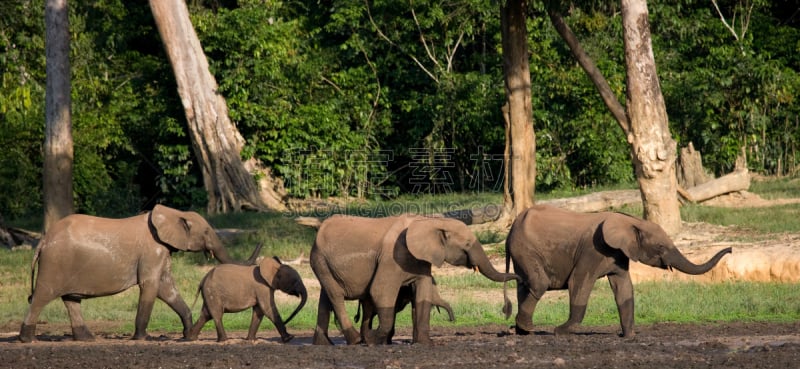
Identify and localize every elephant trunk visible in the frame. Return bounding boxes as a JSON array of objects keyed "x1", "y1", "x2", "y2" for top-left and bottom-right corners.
[
  {"x1": 209, "y1": 245, "x2": 235, "y2": 264},
  {"x1": 665, "y1": 247, "x2": 732, "y2": 275},
  {"x1": 440, "y1": 303, "x2": 455, "y2": 322},
  {"x1": 208, "y1": 241, "x2": 263, "y2": 266},
  {"x1": 282, "y1": 285, "x2": 307, "y2": 326},
  {"x1": 467, "y1": 242, "x2": 520, "y2": 283}
]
